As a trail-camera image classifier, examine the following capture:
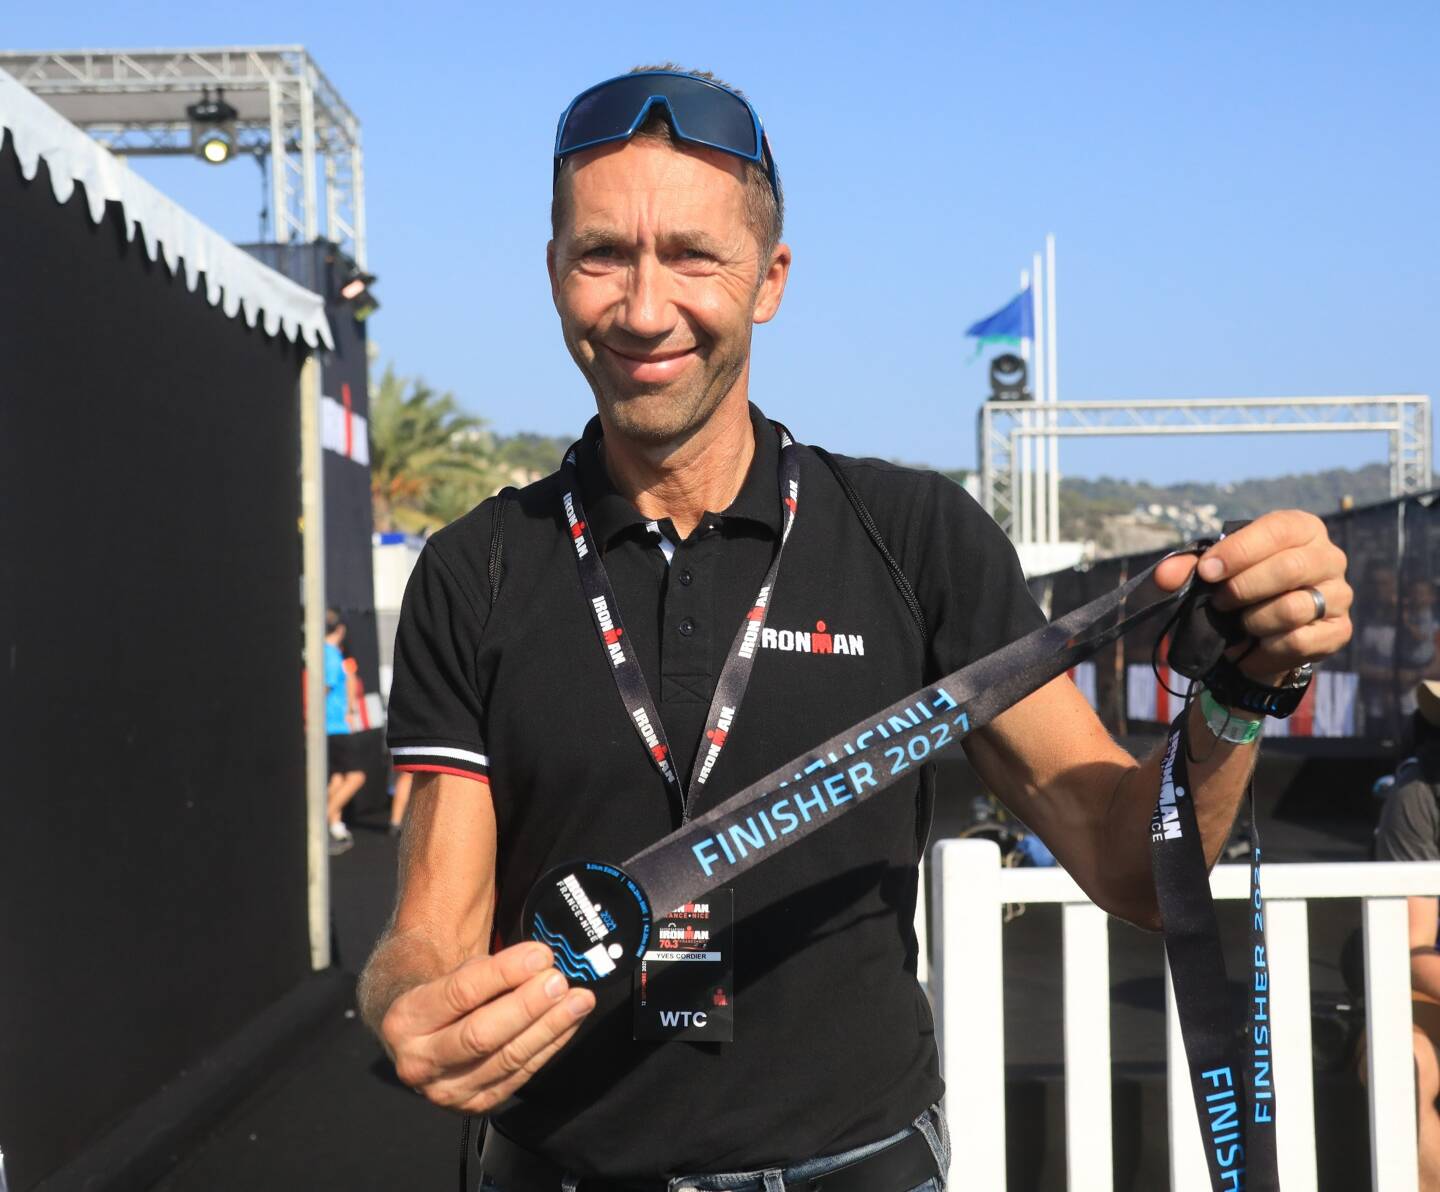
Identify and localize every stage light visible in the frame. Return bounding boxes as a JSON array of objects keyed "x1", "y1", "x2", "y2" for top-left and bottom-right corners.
[
  {"x1": 989, "y1": 353, "x2": 1032, "y2": 402},
  {"x1": 199, "y1": 132, "x2": 233, "y2": 164},
  {"x1": 338, "y1": 264, "x2": 380, "y2": 321},
  {"x1": 186, "y1": 88, "x2": 239, "y2": 166}
]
